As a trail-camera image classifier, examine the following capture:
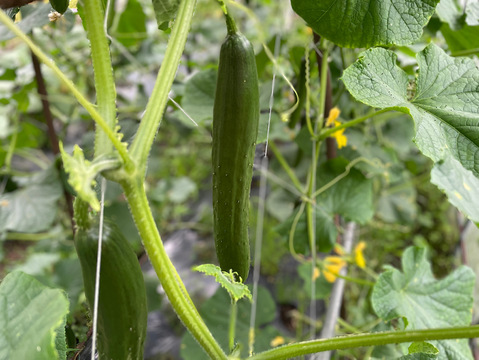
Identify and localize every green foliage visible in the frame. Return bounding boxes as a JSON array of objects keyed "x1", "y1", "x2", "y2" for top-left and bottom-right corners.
[
  {"x1": 372, "y1": 247, "x2": 475, "y2": 359},
  {"x1": 180, "y1": 285, "x2": 278, "y2": 359},
  {"x1": 0, "y1": 165, "x2": 62, "y2": 233},
  {"x1": 0, "y1": 271, "x2": 69, "y2": 360},
  {"x1": 291, "y1": 0, "x2": 439, "y2": 48}
]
